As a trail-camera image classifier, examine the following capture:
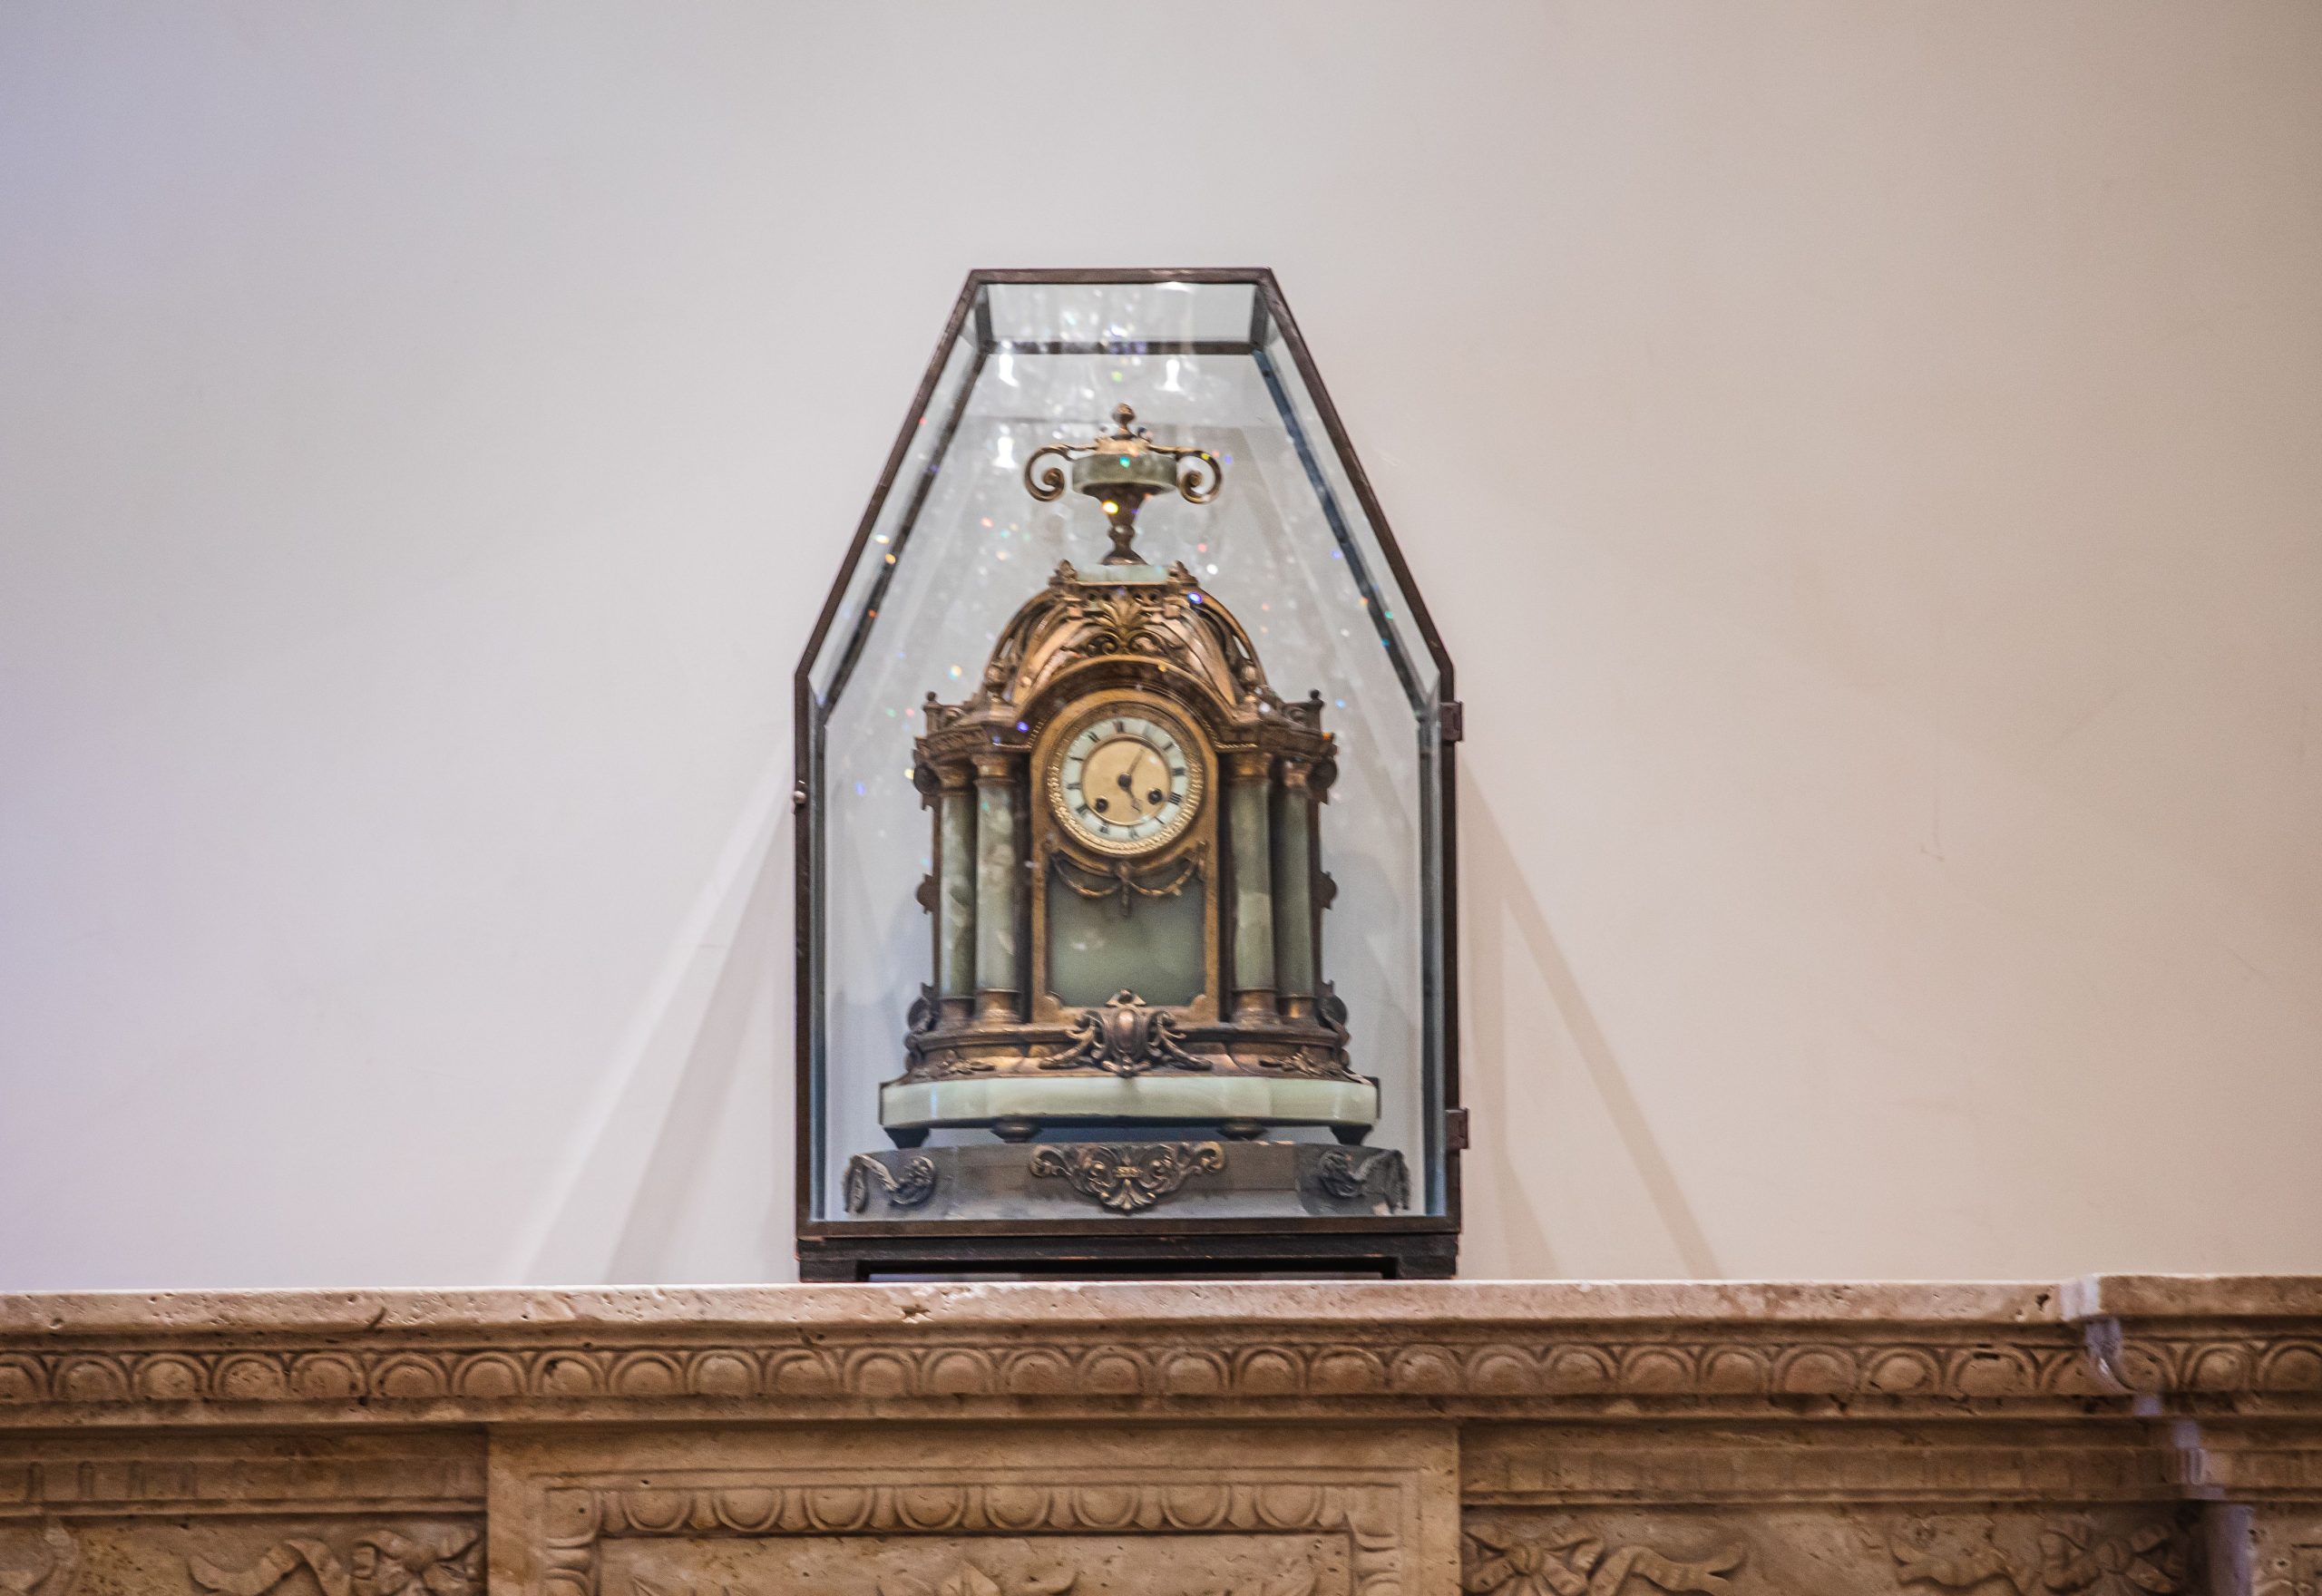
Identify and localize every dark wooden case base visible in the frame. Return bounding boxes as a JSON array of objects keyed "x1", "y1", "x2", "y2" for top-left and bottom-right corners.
[{"x1": 796, "y1": 1227, "x2": 1458, "y2": 1281}]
